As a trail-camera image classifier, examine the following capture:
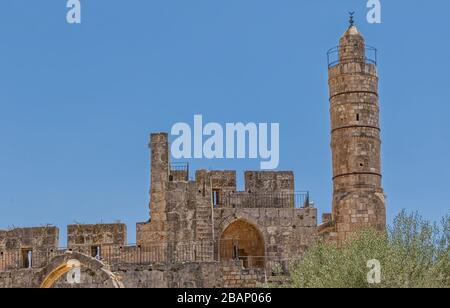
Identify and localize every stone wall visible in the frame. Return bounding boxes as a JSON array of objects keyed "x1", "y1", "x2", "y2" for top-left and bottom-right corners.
[
  {"x1": 67, "y1": 223, "x2": 127, "y2": 248},
  {"x1": 139, "y1": 133, "x2": 170, "y2": 245},
  {"x1": 0, "y1": 226, "x2": 59, "y2": 250},
  {"x1": 215, "y1": 207, "x2": 317, "y2": 262},
  {"x1": 221, "y1": 261, "x2": 265, "y2": 288},
  {"x1": 245, "y1": 171, "x2": 294, "y2": 195},
  {"x1": 0, "y1": 269, "x2": 38, "y2": 288},
  {"x1": 0, "y1": 260, "x2": 266, "y2": 288}
]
